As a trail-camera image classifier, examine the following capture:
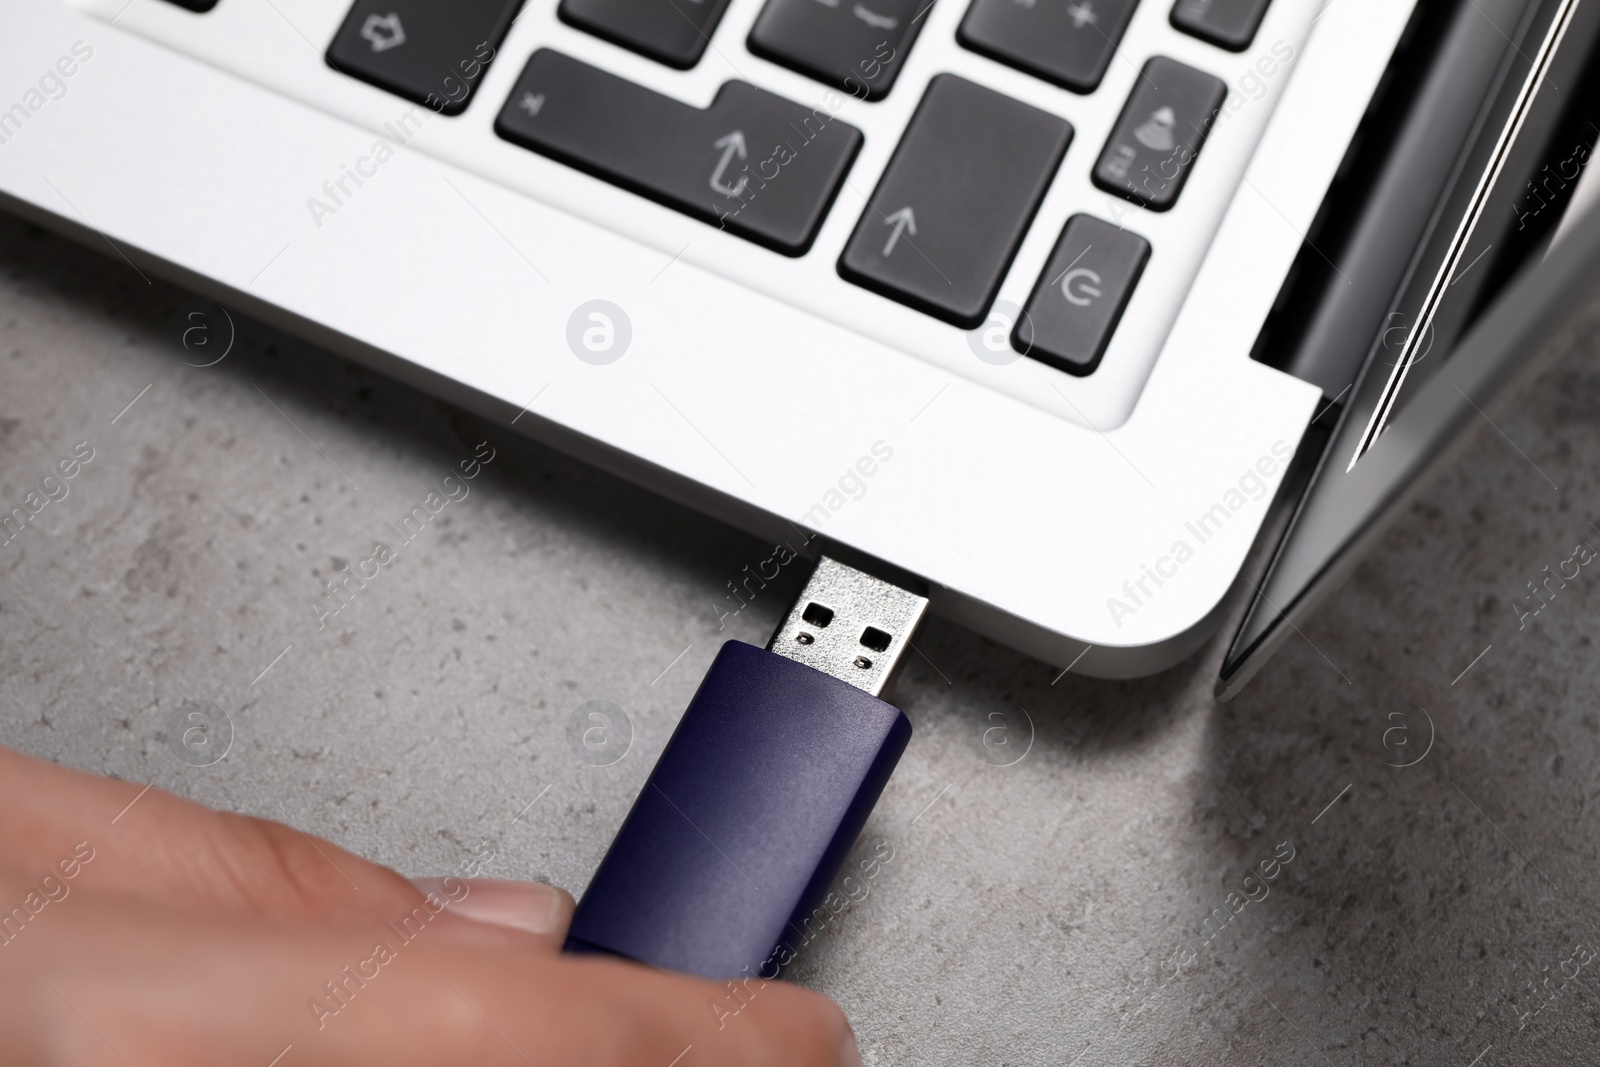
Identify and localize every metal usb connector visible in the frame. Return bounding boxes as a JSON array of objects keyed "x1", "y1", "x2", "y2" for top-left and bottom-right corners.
[{"x1": 767, "y1": 557, "x2": 929, "y2": 698}]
